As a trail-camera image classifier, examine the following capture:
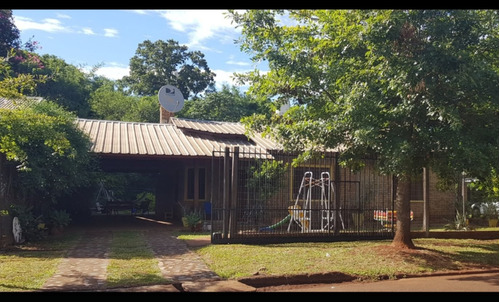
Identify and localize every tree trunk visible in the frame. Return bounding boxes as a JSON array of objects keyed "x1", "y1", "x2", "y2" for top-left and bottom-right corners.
[{"x1": 391, "y1": 176, "x2": 415, "y2": 249}]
